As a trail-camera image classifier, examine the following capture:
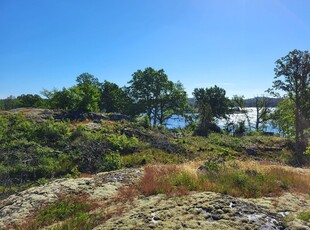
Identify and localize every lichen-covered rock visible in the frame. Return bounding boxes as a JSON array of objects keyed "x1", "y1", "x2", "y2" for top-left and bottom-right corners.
[
  {"x1": 97, "y1": 192, "x2": 286, "y2": 230},
  {"x1": 0, "y1": 168, "x2": 143, "y2": 228},
  {"x1": 1, "y1": 167, "x2": 310, "y2": 229}
]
